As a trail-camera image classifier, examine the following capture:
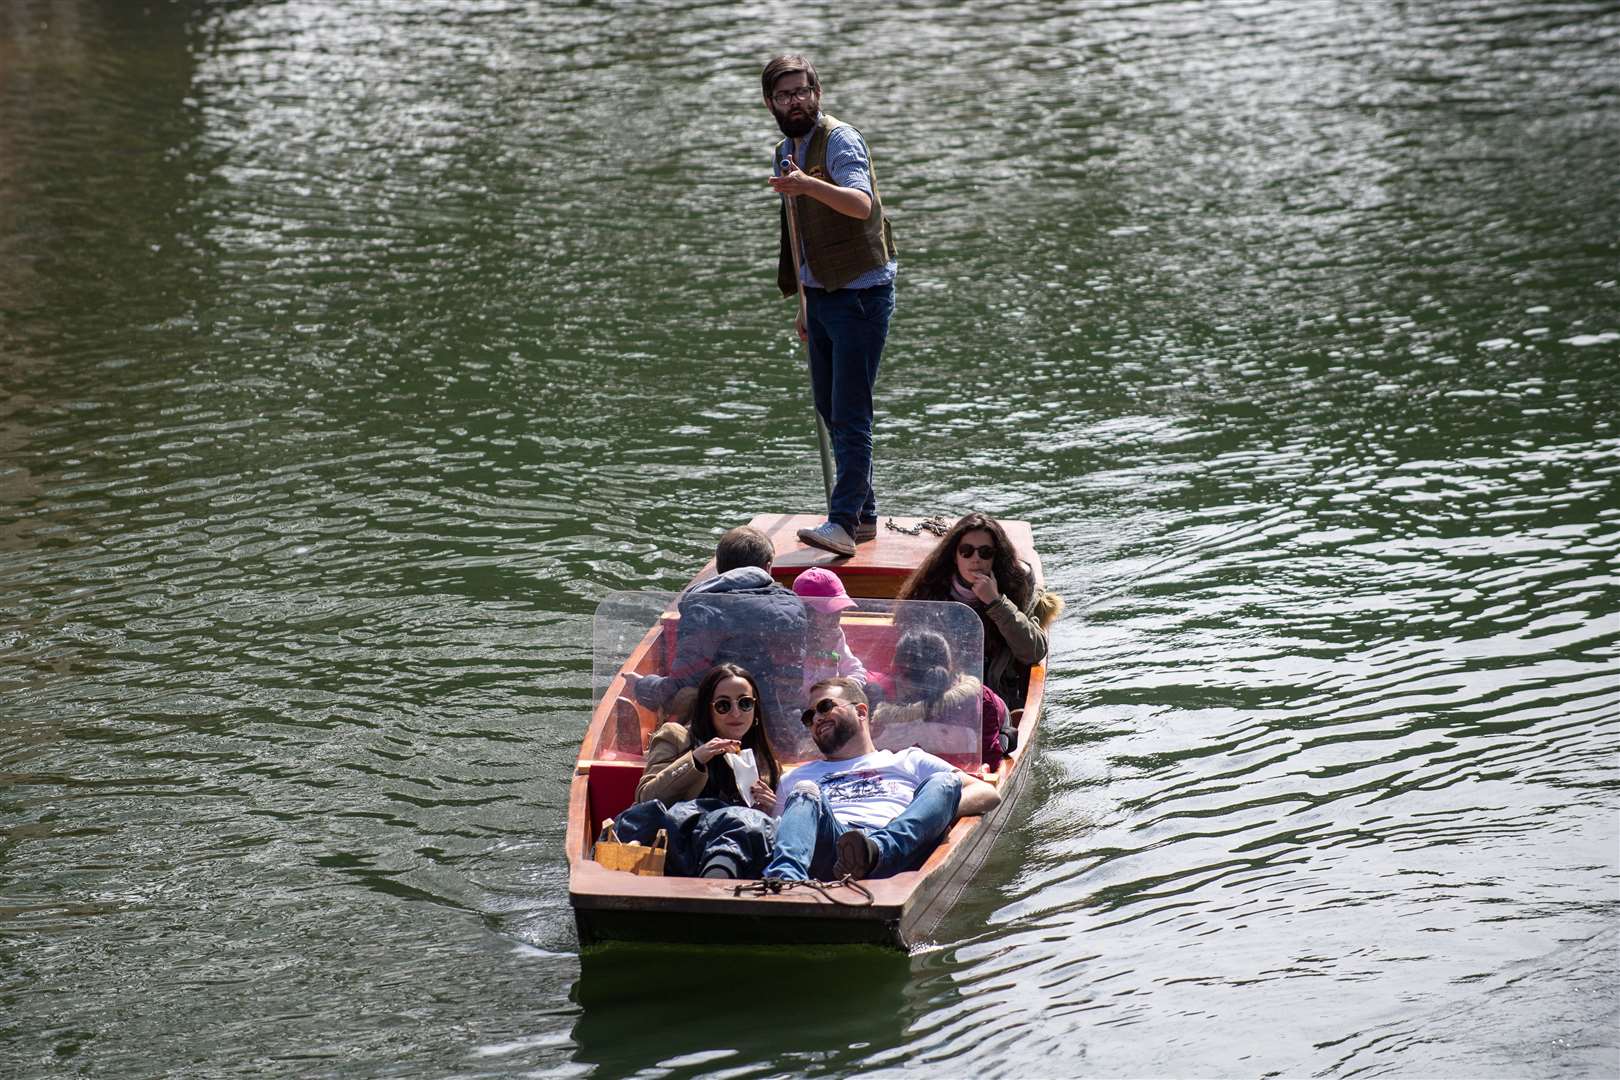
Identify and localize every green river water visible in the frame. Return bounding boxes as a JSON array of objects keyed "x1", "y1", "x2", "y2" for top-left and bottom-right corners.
[{"x1": 2, "y1": 1, "x2": 1617, "y2": 1077}]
